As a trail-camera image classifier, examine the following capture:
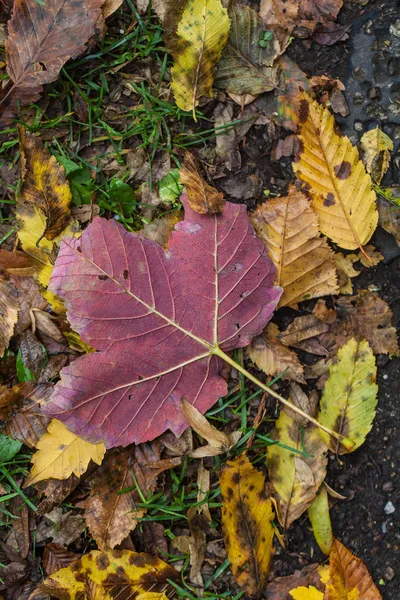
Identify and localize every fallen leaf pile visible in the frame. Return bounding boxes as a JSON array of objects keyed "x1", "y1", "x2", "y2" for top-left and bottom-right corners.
[{"x1": 0, "y1": 0, "x2": 397, "y2": 599}]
